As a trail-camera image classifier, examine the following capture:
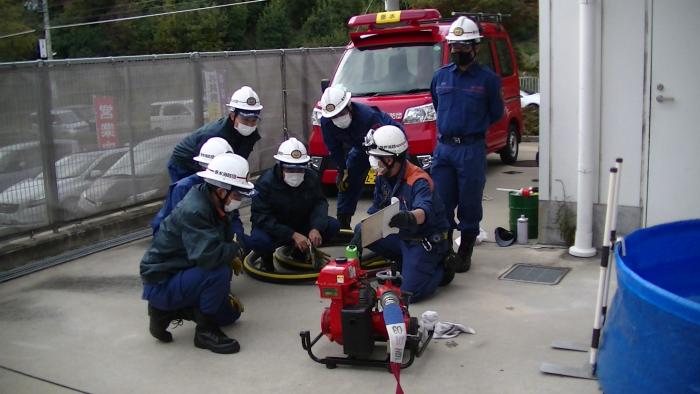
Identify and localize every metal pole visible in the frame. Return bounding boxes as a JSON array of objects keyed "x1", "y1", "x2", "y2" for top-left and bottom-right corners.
[
  {"x1": 191, "y1": 53, "x2": 204, "y2": 128},
  {"x1": 301, "y1": 48, "x2": 310, "y2": 142},
  {"x1": 384, "y1": 0, "x2": 400, "y2": 11},
  {"x1": 280, "y1": 49, "x2": 289, "y2": 139},
  {"x1": 600, "y1": 158, "x2": 623, "y2": 324},
  {"x1": 37, "y1": 62, "x2": 60, "y2": 229},
  {"x1": 124, "y1": 64, "x2": 138, "y2": 206},
  {"x1": 42, "y1": 0, "x2": 53, "y2": 60}
]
